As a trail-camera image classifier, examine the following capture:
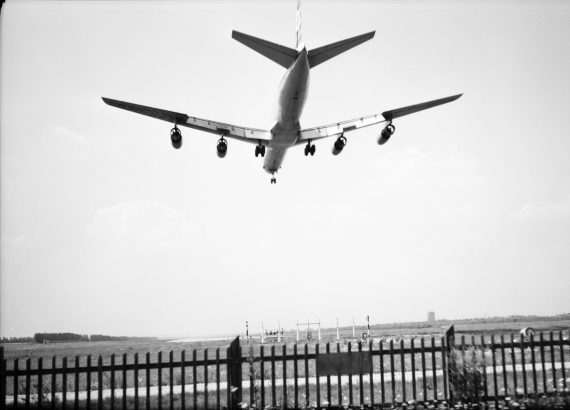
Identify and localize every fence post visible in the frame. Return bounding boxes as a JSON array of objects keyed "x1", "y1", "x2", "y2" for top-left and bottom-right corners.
[
  {"x1": 228, "y1": 336, "x2": 242, "y2": 409},
  {"x1": 0, "y1": 346, "x2": 5, "y2": 410},
  {"x1": 444, "y1": 325, "x2": 456, "y2": 405}
]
